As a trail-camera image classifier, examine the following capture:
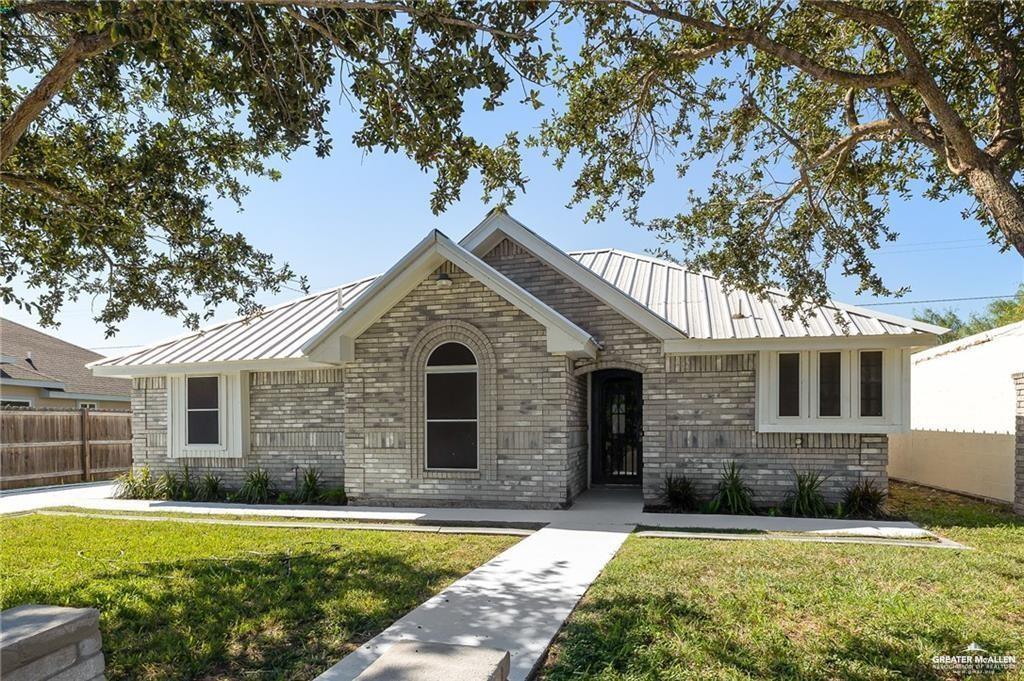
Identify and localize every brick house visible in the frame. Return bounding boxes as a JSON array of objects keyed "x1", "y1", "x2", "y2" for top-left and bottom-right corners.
[{"x1": 89, "y1": 211, "x2": 944, "y2": 508}]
